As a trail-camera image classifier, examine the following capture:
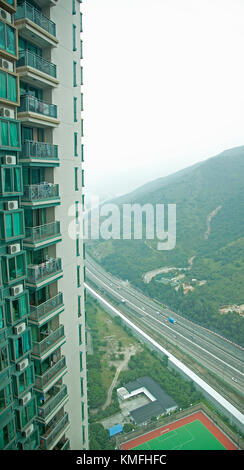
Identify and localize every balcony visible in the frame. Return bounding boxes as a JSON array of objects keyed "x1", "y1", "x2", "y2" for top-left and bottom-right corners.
[
  {"x1": 29, "y1": 293, "x2": 64, "y2": 325},
  {"x1": 24, "y1": 222, "x2": 61, "y2": 249},
  {"x1": 18, "y1": 95, "x2": 59, "y2": 128},
  {"x1": 37, "y1": 384, "x2": 68, "y2": 423},
  {"x1": 40, "y1": 412, "x2": 70, "y2": 450},
  {"x1": 34, "y1": 356, "x2": 67, "y2": 392},
  {"x1": 17, "y1": 50, "x2": 58, "y2": 89},
  {"x1": 55, "y1": 438, "x2": 70, "y2": 451},
  {"x1": 26, "y1": 257, "x2": 62, "y2": 288},
  {"x1": 32, "y1": 325, "x2": 65, "y2": 360},
  {"x1": 19, "y1": 140, "x2": 59, "y2": 165},
  {"x1": 0, "y1": 1, "x2": 17, "y2": 14},
  {"x1": 15, "y1": 1, "x2": 58, "y2": 48},
  {"x1": 22, "y1": 182, "x2": 60, "y2": 207}
]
